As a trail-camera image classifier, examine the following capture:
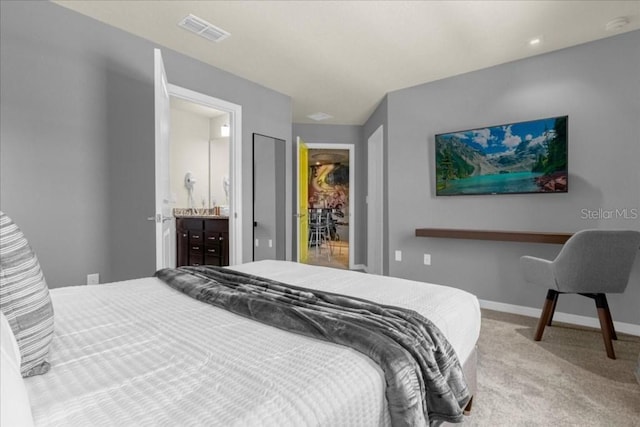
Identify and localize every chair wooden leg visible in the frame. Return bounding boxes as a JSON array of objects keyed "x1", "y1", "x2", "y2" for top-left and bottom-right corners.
[
  {"x1": 535, "y1": 290, "x2": 558, "y2": 341},
  {"x1": 547, "y1": 290, "x2": 559, "y2": 326},
  {"x1": 594, "y1": 294, "x2": 616, "y2": 359},
  {"x1": 604, "y1": 301, "x2": 618, "y2": 341},
  {"x1": 463, "y1": 396, "x2": 473, "y2": 416}
]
